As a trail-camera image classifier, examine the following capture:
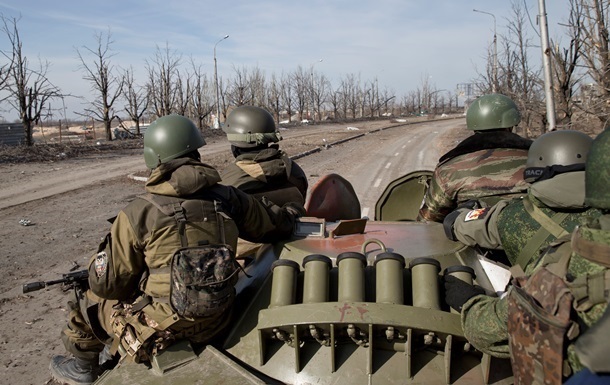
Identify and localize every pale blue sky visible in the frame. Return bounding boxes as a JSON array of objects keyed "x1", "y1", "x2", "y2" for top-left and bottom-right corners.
[{"x1": 0, "y1": 1, "x2": 569, "y2": 119}]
